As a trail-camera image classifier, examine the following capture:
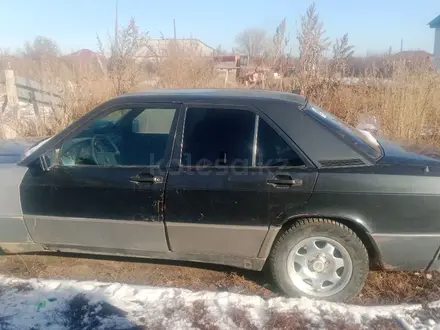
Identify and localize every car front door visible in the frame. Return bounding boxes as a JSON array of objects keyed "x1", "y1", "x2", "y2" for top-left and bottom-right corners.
[{"x1": 20, "y1": 103, "x2": 181, "y2": 253}]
